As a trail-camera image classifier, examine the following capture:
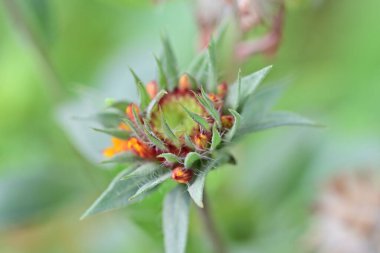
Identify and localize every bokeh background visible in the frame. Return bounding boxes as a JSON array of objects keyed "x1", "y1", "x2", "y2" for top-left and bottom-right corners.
[{"x1": 1, "y1": 0, "x2": 380, "y2": 252}]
